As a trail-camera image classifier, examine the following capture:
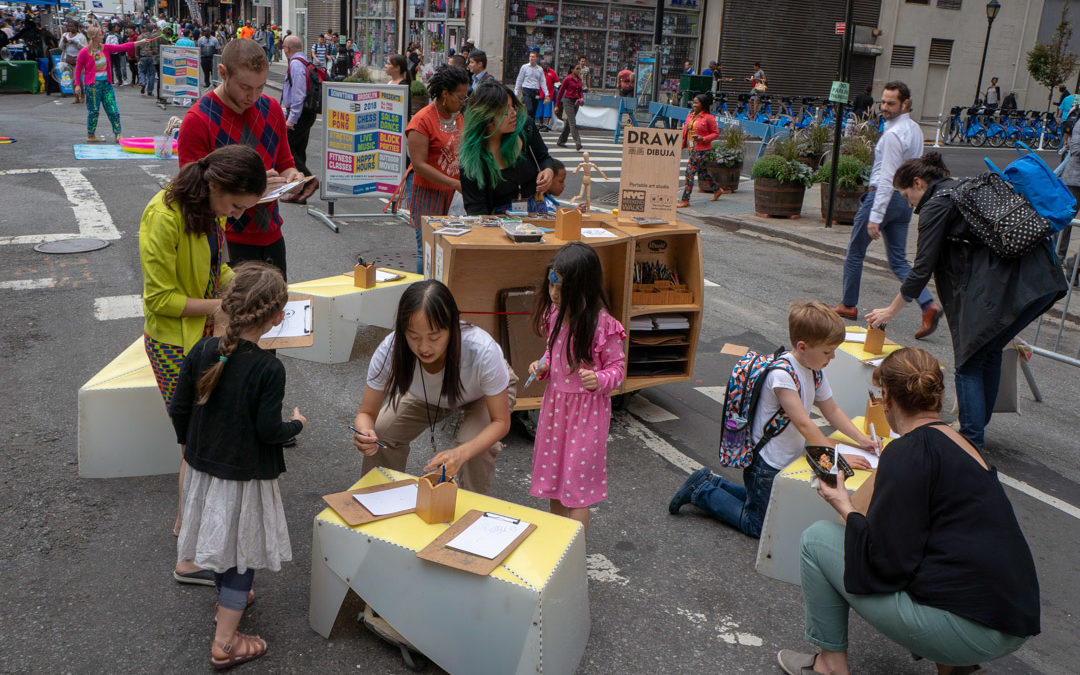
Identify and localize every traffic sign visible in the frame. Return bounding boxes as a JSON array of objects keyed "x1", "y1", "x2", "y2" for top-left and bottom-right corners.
[
  {"x1": 835, "y1": 22, "x2": 846, "y2": 35},
  {"x1": 829, "y1": 80, "x2": 850, "y2": 104}
]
